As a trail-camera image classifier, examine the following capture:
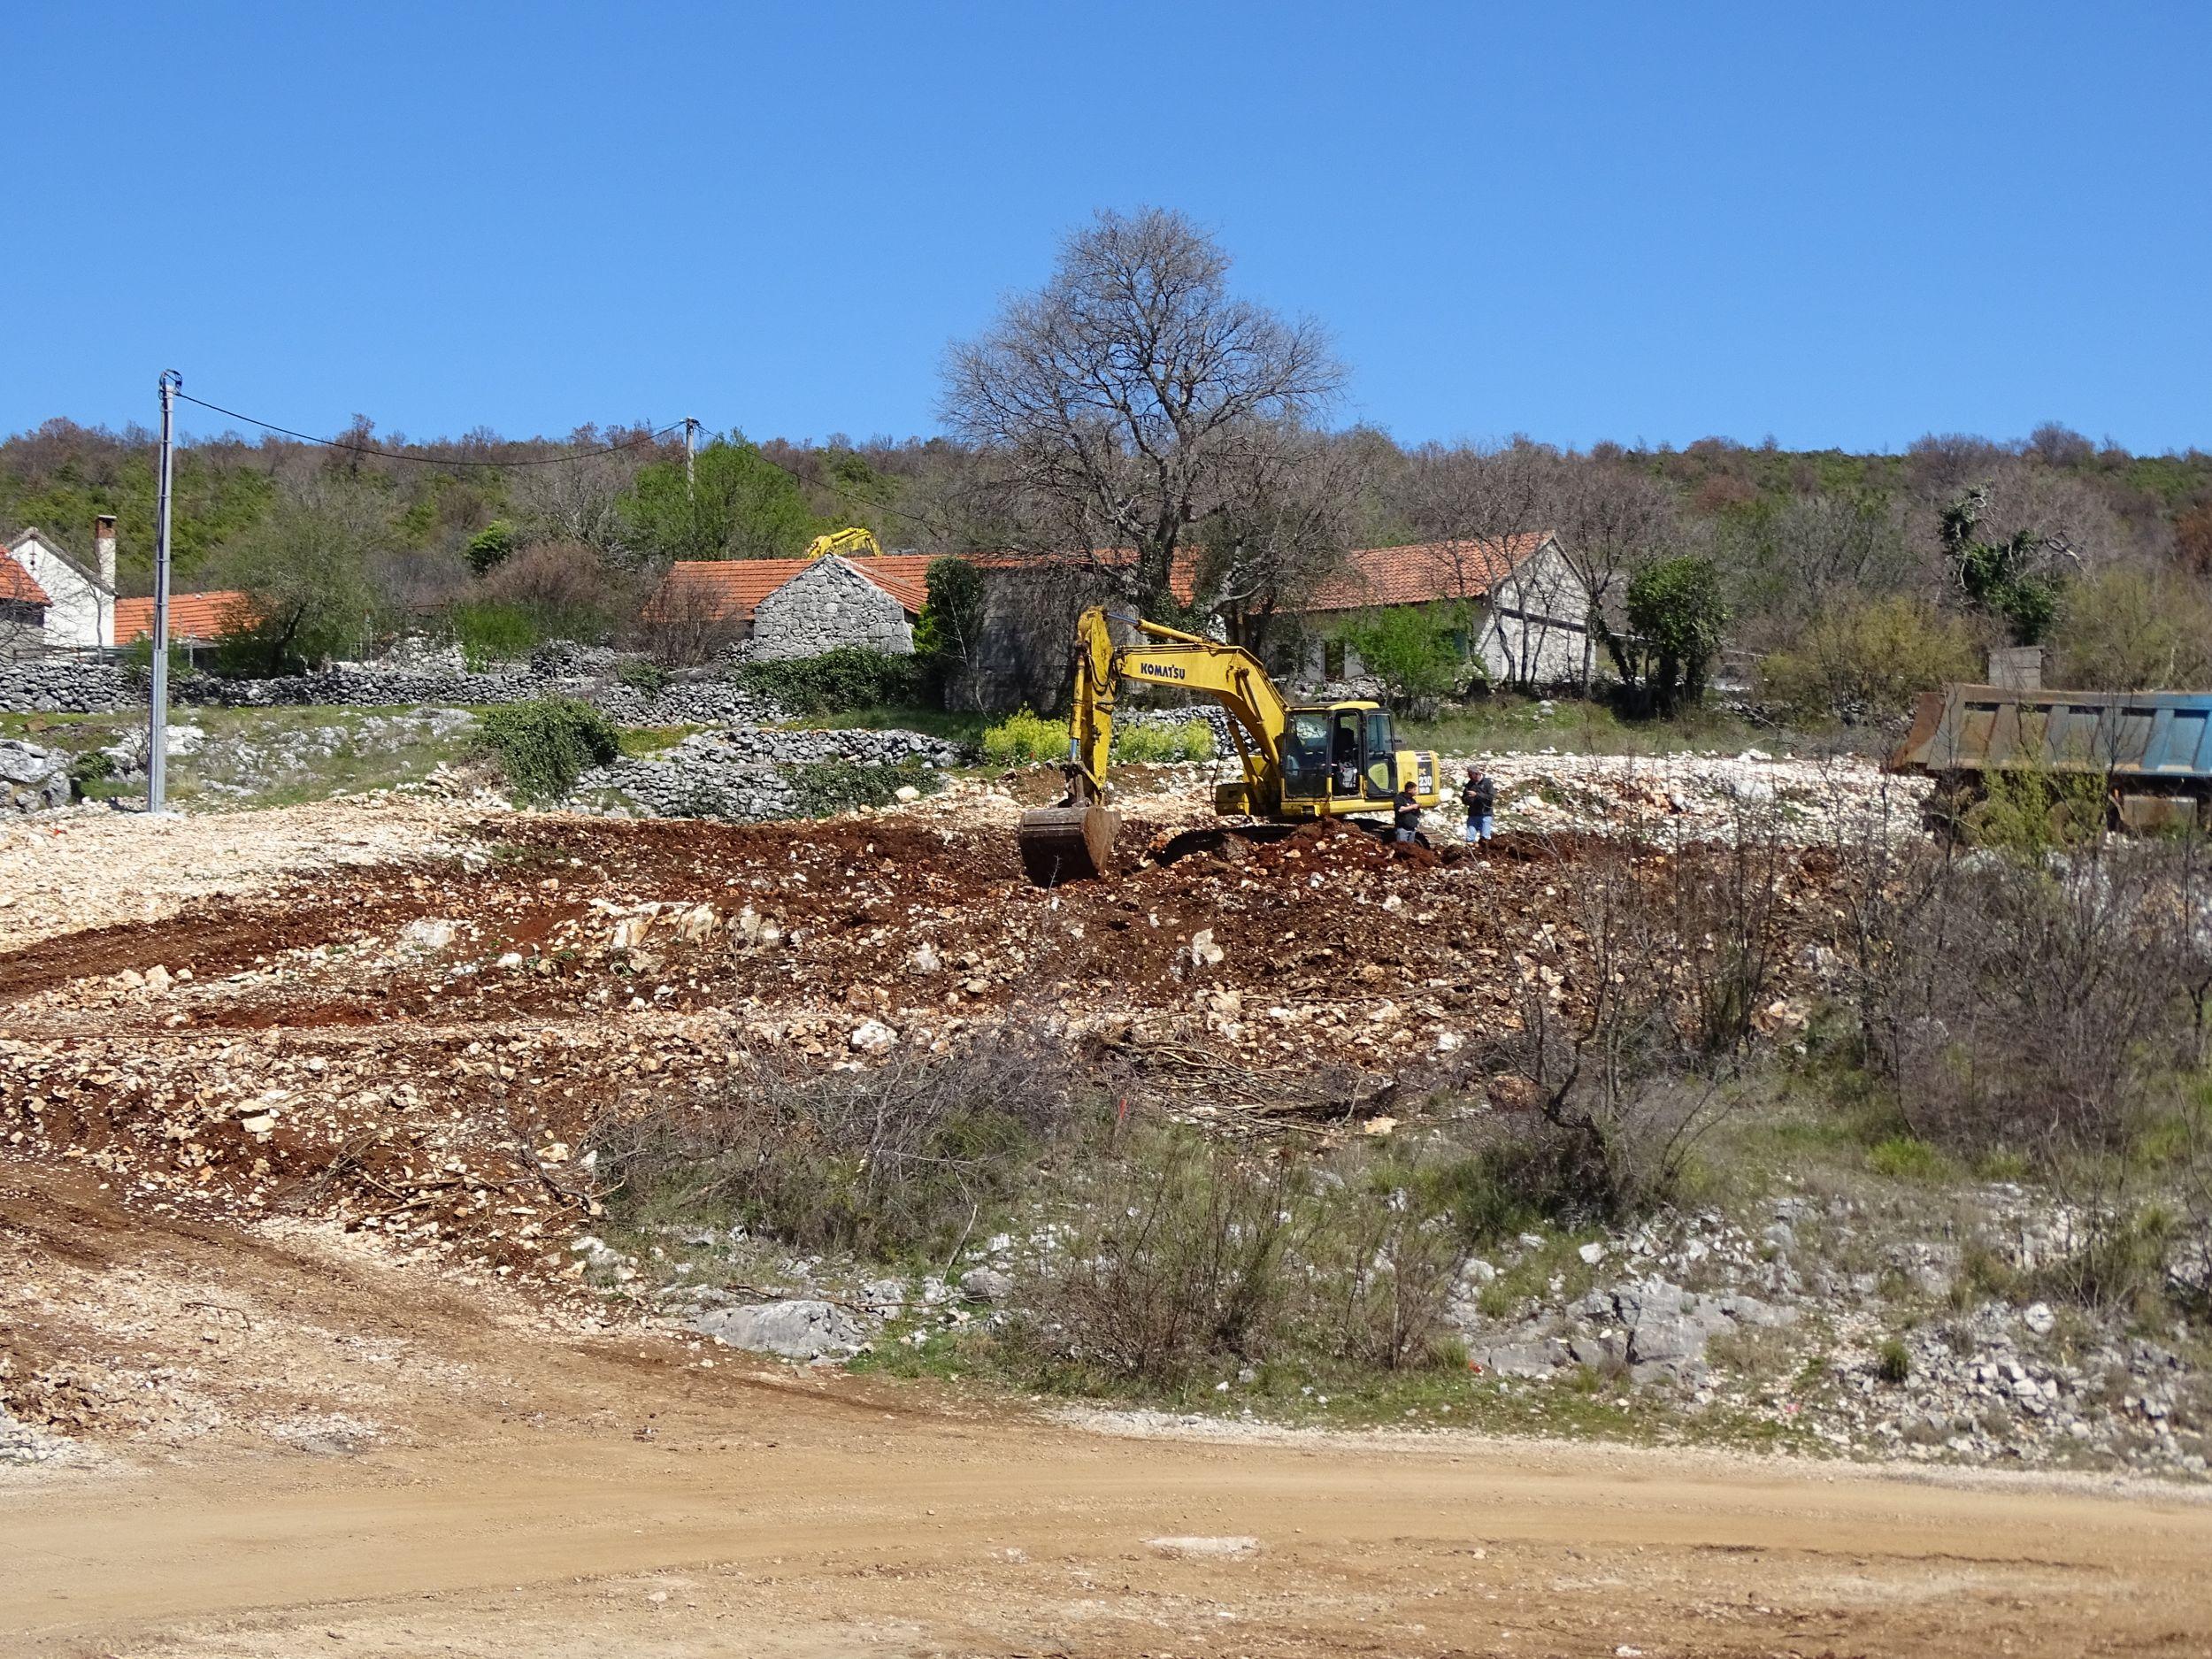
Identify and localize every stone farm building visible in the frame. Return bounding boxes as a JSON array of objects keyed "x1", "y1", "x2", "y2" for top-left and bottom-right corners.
[
  {"x1": 650, "y1": 532, "x2": 1596, "y2": 689},
  {"x1": 648, "y1": 553, "x2": 934, "y2": 662}
]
